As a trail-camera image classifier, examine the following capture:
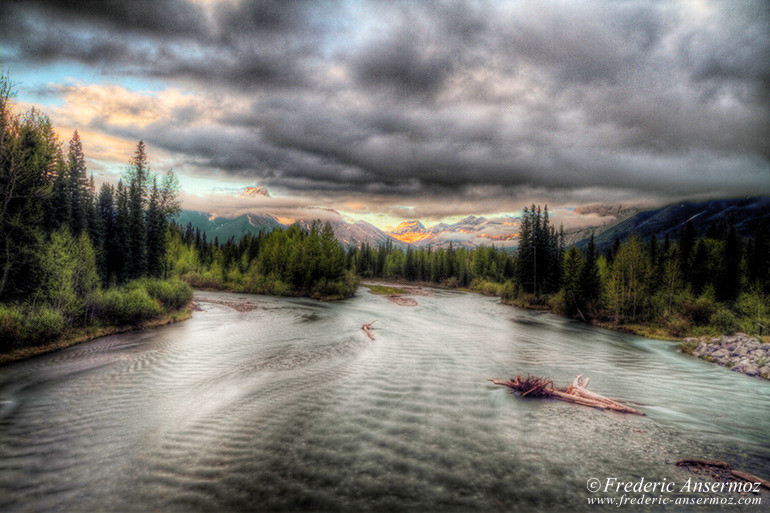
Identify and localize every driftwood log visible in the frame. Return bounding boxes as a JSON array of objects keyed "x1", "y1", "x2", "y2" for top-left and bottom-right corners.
[
  {"x1": 488, "y1": 374, "x2": 644, "y2": 415},
  {"x1": 676, "y1": 459, "x2": 770, "y2": 490},
  {"x1": 361, "y1": 320, "x2": 377, "y2": 341},
  {"x1": 731, "y1": 470, "x2": 770, "y2": 490}
]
